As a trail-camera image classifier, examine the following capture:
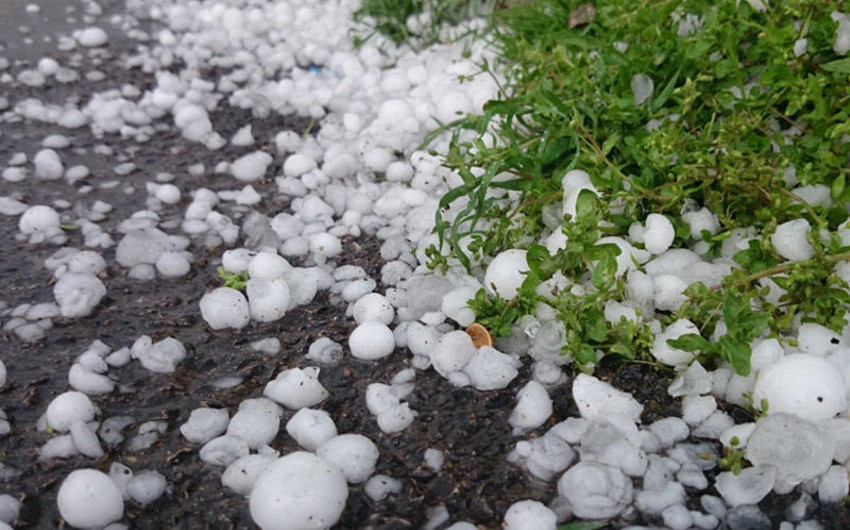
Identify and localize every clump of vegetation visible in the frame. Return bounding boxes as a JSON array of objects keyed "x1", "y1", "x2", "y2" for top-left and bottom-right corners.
[
  {"x1": 217, "y1": 267, "x2": 248, "y2": 291},
  {"x1": 425, "y1": 0, "x2": 850, "y2": 373}
]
